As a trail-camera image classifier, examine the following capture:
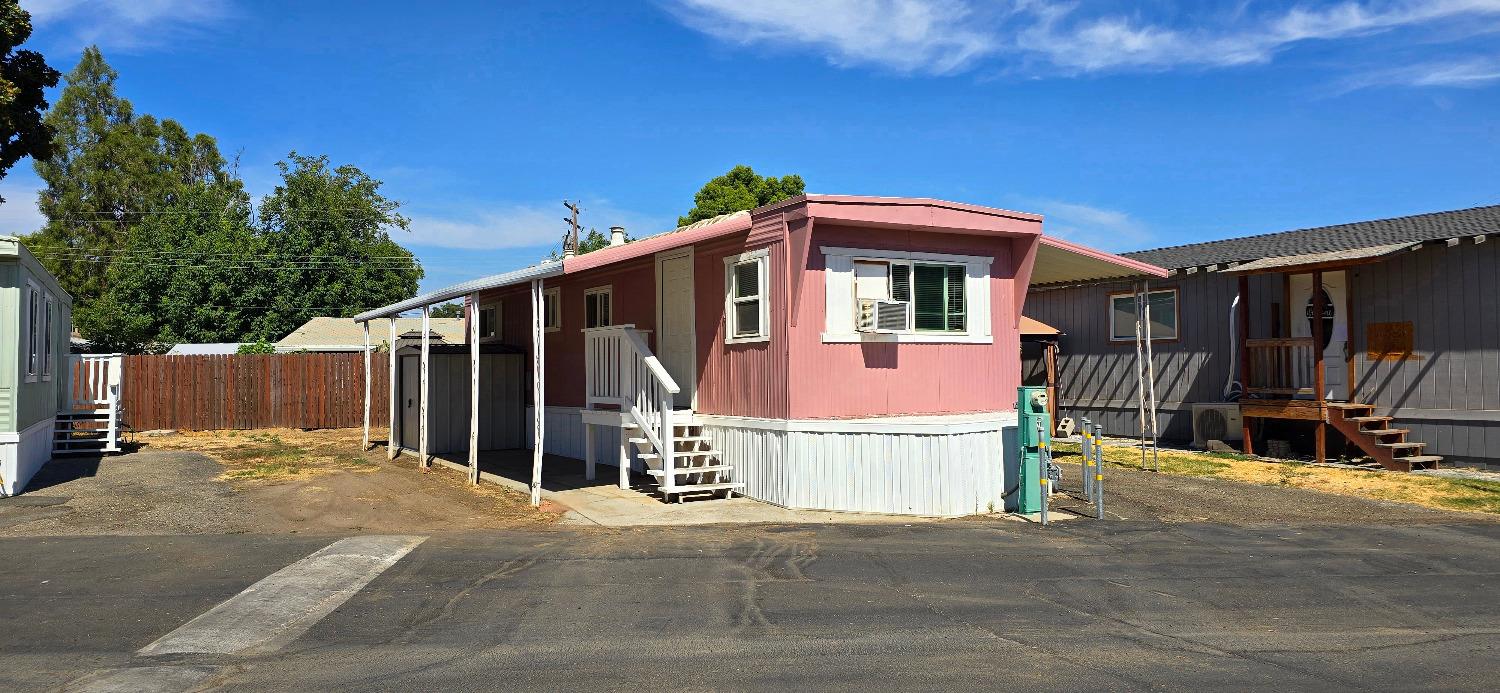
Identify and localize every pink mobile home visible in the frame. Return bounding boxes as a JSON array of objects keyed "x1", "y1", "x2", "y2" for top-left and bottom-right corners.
[{"x1": 356, "y1": 195, "x2": 1163, "y2": 516}]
